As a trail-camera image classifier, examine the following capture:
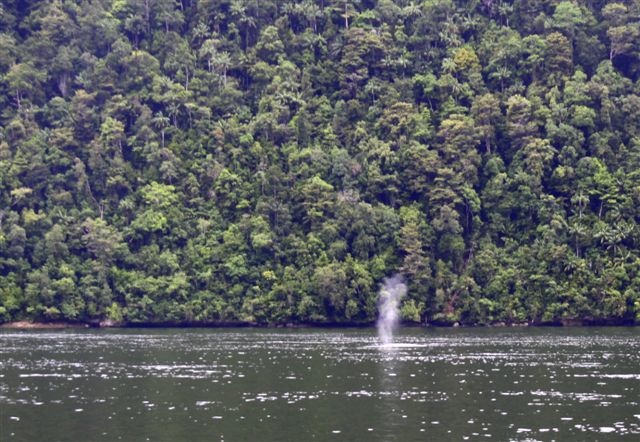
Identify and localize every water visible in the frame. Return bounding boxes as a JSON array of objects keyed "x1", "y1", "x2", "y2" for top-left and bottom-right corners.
[
  {"x1": 2, "y1": 328, "x2": 640, "y2": 441},
  {"x1": 376, "y1": 274, "x2": 407, "y2": 345}
]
